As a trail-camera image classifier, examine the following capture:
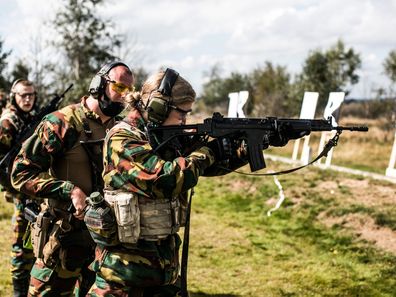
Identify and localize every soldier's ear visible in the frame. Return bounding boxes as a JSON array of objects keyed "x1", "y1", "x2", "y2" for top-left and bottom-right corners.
[{"x1": 88, "y1": 61, "x2": 130, "y2": 99}]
